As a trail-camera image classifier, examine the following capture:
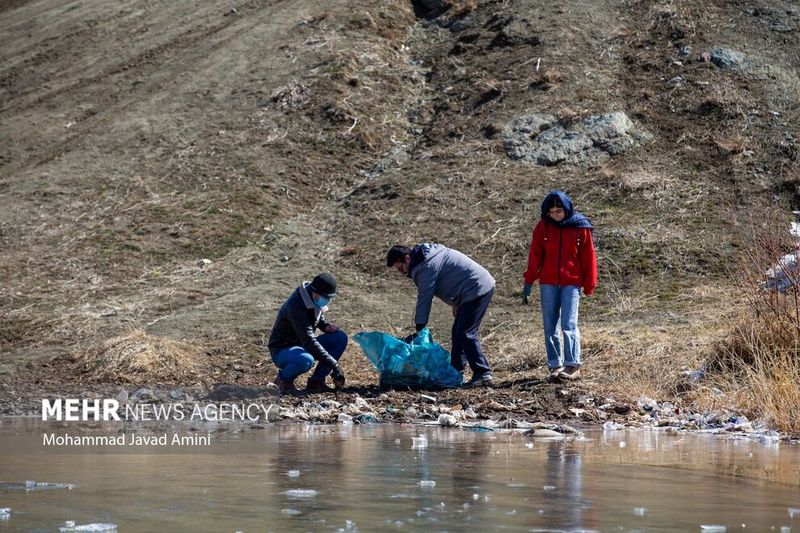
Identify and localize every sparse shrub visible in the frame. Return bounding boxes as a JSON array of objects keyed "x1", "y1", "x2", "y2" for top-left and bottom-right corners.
[{"x1": 708, "y1": 210, "x2": 800, "y2": 434}]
